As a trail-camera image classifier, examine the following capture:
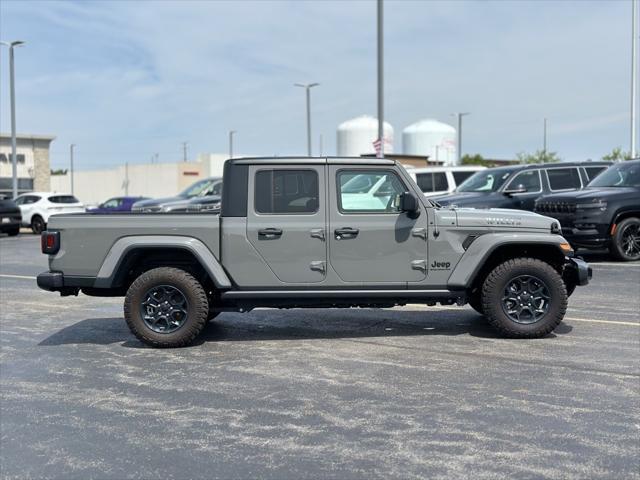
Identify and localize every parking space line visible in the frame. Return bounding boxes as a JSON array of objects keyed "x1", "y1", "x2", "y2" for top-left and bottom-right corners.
[
  {"x1": 563, "y1": 316, "x2": 639, "y2": 327},
  {"x1": 0, "y1": 274, "x2": 36, "y2": 280},
  {"x1": 590, "y1": 262, "x2": 640, "y2": 268}
]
